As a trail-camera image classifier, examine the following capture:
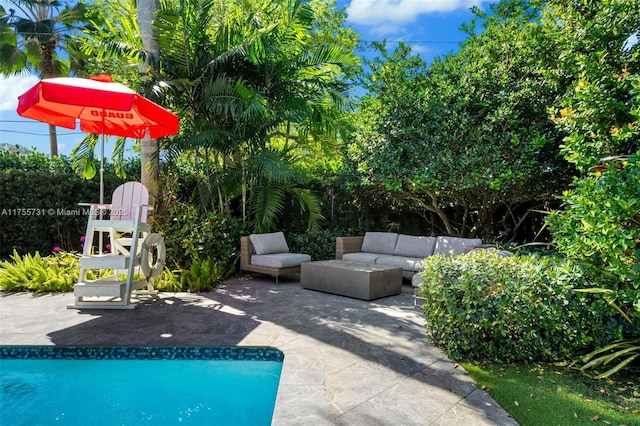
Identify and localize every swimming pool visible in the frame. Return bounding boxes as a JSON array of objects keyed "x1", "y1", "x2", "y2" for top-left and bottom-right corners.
[{"x1": 1, "y1": 346, "x2": 283, "y2": 425}]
